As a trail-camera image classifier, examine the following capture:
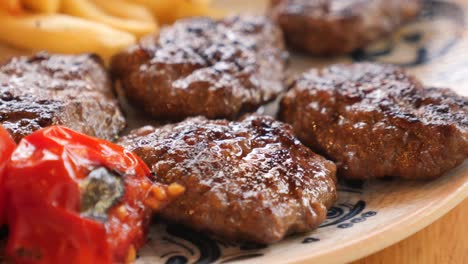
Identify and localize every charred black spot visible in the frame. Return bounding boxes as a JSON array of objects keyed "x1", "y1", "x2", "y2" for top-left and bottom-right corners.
[{"x1": 80, "y1": 167, "x2": 125, "y2": 221}]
